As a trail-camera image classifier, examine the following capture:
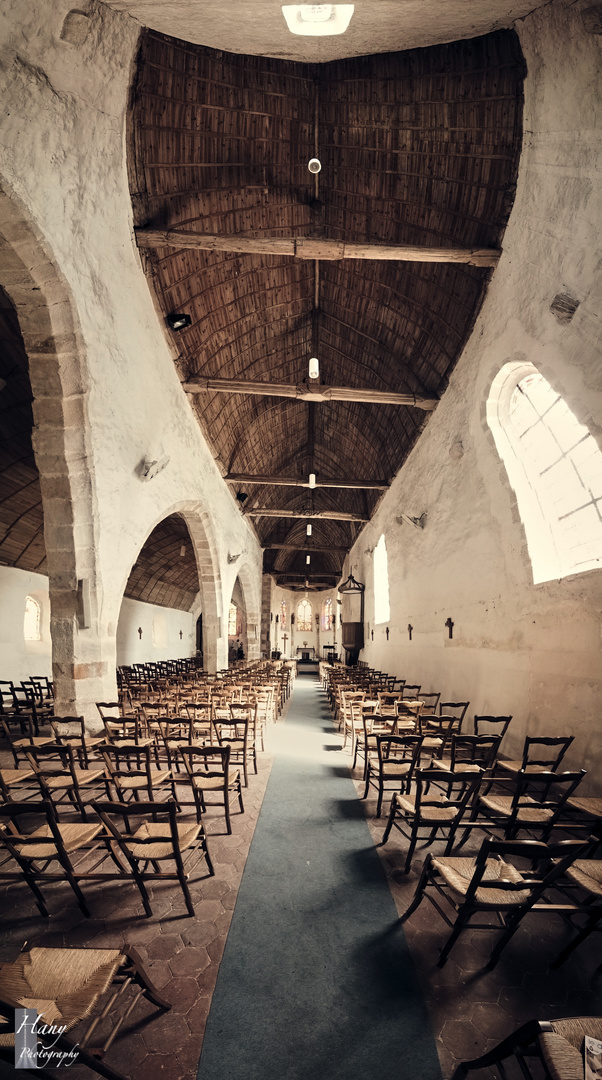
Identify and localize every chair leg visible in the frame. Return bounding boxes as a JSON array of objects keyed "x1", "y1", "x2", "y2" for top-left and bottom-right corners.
[
  {"x1": 404, "y1": 824, "x2": 419, "y2": 874},
  {"x1": 449, "y1": 1020, "x2": 549, "y2": 1080},
  {"x1": 549, "y1": 905, "x2": 602, "y2": 968},
  {"x1": 438, "y1": 904, "x2": 471, "y2": 967},
  {"x1": 224, "y1": 790, "x2": 232, "y2": 834},
  {"x1": 376, "y1": 778, "x2": 385, "y2": 817},
  {"x1": 399, "y1": 853, "x2": 433, "y2": 923},
  {"x1": 381, "y1": 795, "x2": 397, "y2": 843}
]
